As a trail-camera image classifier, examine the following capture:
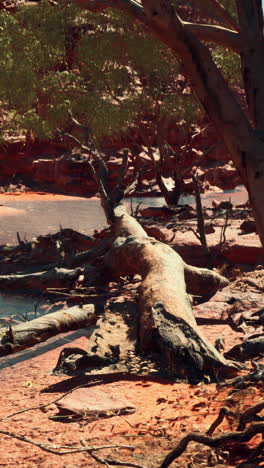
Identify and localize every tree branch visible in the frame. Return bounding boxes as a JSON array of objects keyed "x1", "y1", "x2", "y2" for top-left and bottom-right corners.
[
  {"x1": 184, "y1": 22, "x2": 241, "y2": 52},
  {"x1": 139, "y1": 0, "x2": 252, "y2": 181},
  {"x1": 201, "y1": 0, "x2": 240, "y2": 32},
  {"x1": 74, "y1": 0, "x2": 146, "y2": 24},
  {"x1": 160, "y1": 422, "x2": 264, "y2": 468}
]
